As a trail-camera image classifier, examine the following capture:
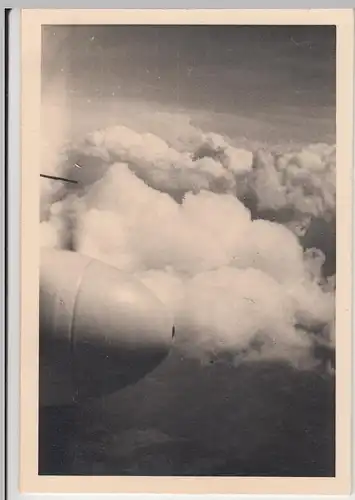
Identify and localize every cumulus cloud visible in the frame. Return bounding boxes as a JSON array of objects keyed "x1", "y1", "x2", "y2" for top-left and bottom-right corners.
[
  {"x1": 248, "y1": 145, "x2": 336, "y2": 222},
  {"x1": 41, "y1": 120, "x2": 335, "y2": 223},
  {"x1": 40, "y1": 120, "x2": 336, "y2": 371}
]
